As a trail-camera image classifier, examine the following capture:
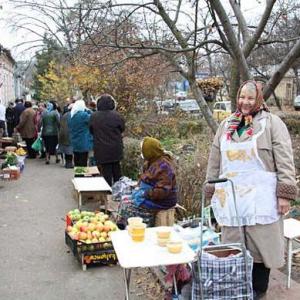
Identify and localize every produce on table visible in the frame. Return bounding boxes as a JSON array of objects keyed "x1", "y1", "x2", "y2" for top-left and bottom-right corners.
[
  {"x1": 15, "y1": 148, "x2": 27, "y2": 156},
  {"x1": 74, "y1": 166, "x2": 88, "y2": 174},
  {"x1": 2, "y1": 152, "x2": 18, "y2": 168},
  {"x1": 66, "y1": 209, "x2": 118, "y2": 245}
]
